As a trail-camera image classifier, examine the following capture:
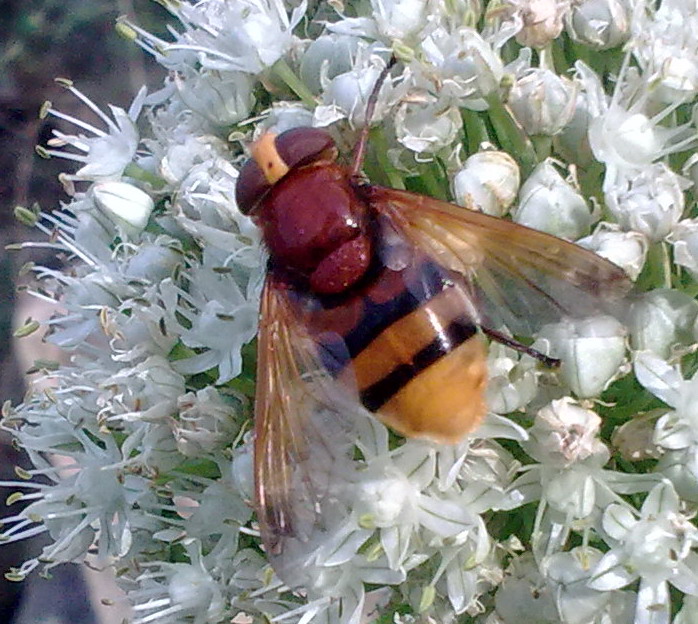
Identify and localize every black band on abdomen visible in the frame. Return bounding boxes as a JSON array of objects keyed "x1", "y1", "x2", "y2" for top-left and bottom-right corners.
[{"x1": 359, "y1": 316, "x2": 477, "y2": 412}]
